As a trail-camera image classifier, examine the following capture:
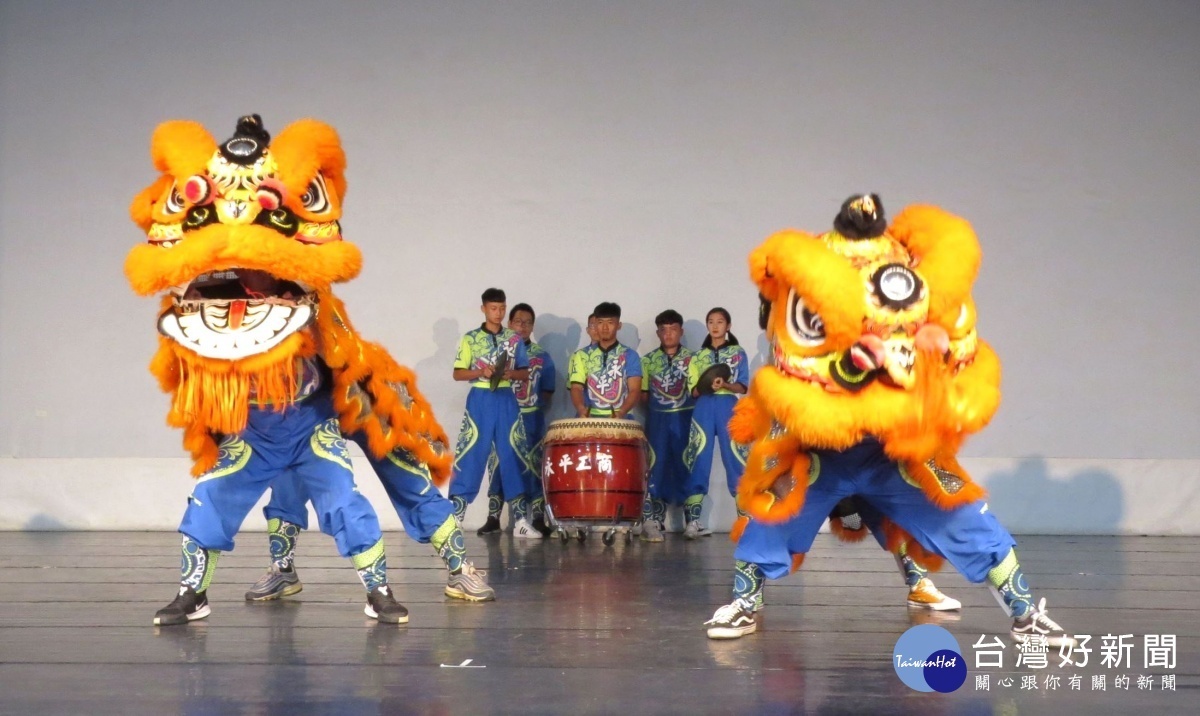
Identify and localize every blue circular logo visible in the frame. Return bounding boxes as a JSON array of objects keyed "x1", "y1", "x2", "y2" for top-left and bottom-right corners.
[{"x1": 893, "y1": 625, "x2": 966, "y2": 693}]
